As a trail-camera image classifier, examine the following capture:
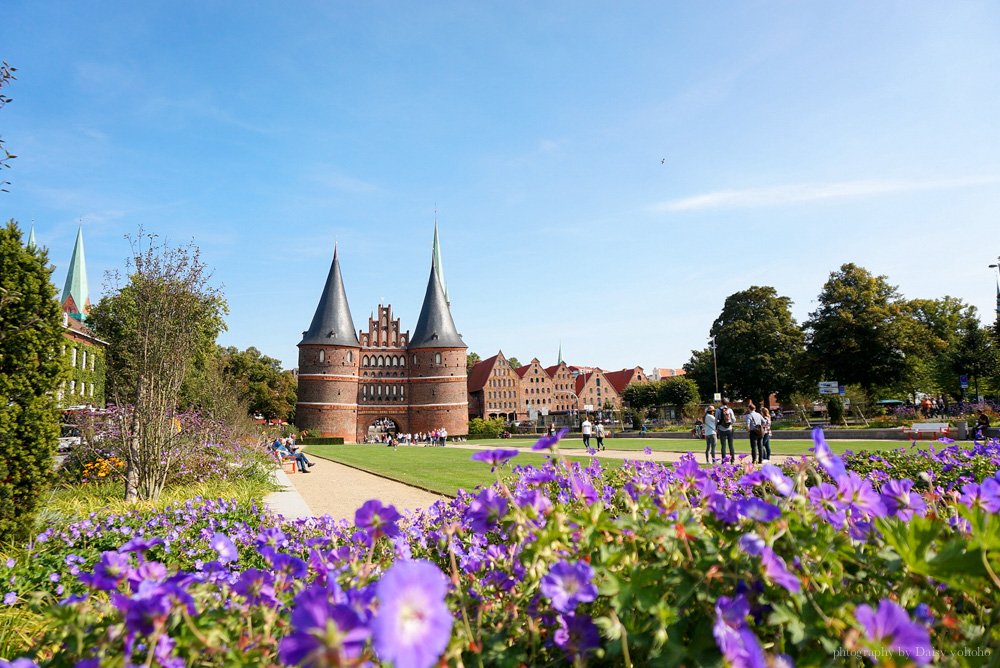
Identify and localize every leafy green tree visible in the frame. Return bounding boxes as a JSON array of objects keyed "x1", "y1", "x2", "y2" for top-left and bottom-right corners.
[
  {"x1": 466, "y1": 351, "x2": 481, "y2": 372},
  {"x1": 468, "y1": 417, "x2": 505, "y2": 439},
  {"x1": 217, "y1": 346, "x2": 296, "y2": 421},
  {"x1": 948, "y1": 319, "x2": 997, "y2": 399},
  {"x1": 709, "y1": 286, "x2": 805, "y2": 405},
  {"x1": 0, "y1": 221, "x2": 65, "y2": 543},
  {"x1": 804, "y1": 264, "x2": 913, "y2": 394},
  {"x1": 88, "y1": 232, "x2": 227, "y2": 501},
  {"x1": 657, "y1": 377, "x2": 701, "y2": 419},
  {"x1": 682, "y1": 347, "x2": 717, "y2": 401},
  {"x1": 507, "y1": 357, "x2": 522, "y2": 369},
  {"x1": 621, "y1": 382, "x2": 658, "y2": 414}
]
